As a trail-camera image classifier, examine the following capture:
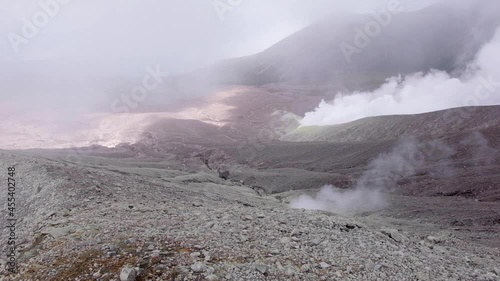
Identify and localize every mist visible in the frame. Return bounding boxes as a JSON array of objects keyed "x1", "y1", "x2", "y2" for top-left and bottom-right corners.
[
  {"x1": 2, "y1": 0, "x2": 491, "y2": 150},
  {"x1": 300, "y1": 27, "x2": 500, "y2": 126},
  {"x1": 290, "y1": 138, "x2": 424, "y2": 213}
]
